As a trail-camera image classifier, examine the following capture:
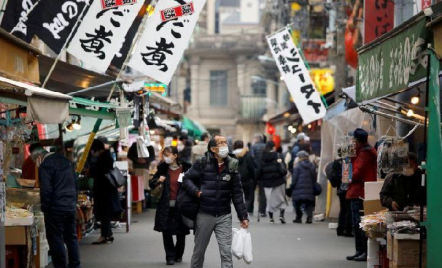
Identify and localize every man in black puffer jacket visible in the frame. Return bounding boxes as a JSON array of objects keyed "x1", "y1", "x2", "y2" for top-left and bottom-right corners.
[
  {"x1": 184, "y1": 135, "x2": 249, "y2": 268},
  {"x1": 32, "y1": 147, "x2": 81, "y2": 268}
]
